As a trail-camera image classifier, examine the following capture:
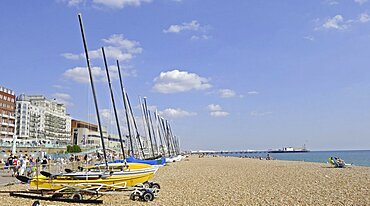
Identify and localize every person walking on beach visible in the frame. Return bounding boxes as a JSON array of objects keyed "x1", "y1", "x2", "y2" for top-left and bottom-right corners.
[
  {"x1": 7, "y1": 155, "x2": 13, "y2": 172},
  {"x1": 13, "y1": 156, "x2": 20, "y2": 176},
  {"x1": 19, "y1": 156, "x2": 27, "y2": 176}
]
